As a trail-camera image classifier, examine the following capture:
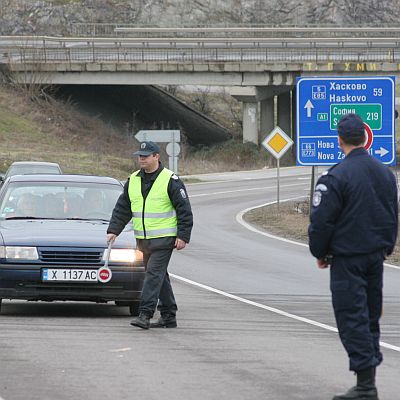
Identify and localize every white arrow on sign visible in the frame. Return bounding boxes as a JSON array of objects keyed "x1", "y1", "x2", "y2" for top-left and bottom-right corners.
[
  {"x1": 135, "y1": 130, "x2": 180, "y2": 143},
  {"x1": 304, "y1": 99, "x2": 314, "y2": 118},
  {"x1": 375, "y1": 147, "x2": 389, "y2": 157}
]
